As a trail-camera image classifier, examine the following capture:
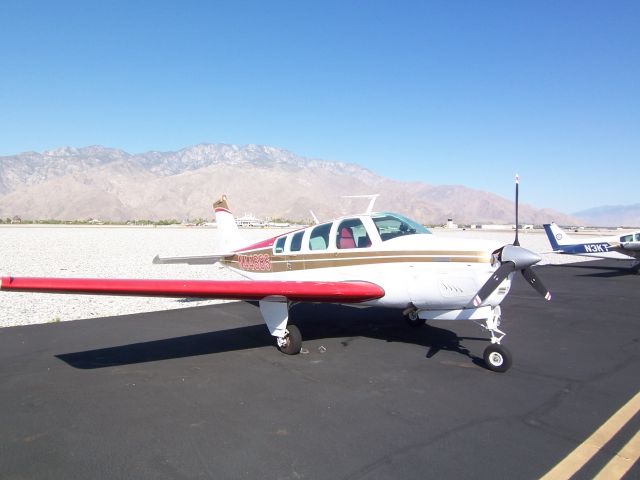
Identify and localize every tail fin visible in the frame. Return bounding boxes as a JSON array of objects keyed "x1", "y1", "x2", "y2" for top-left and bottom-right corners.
[
  {"x1": 213, "y1": 195, "x2": 245, "y2": 252},
  {"x1": 543, "y1": 223, "x2": 575, "y2": 251}
]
